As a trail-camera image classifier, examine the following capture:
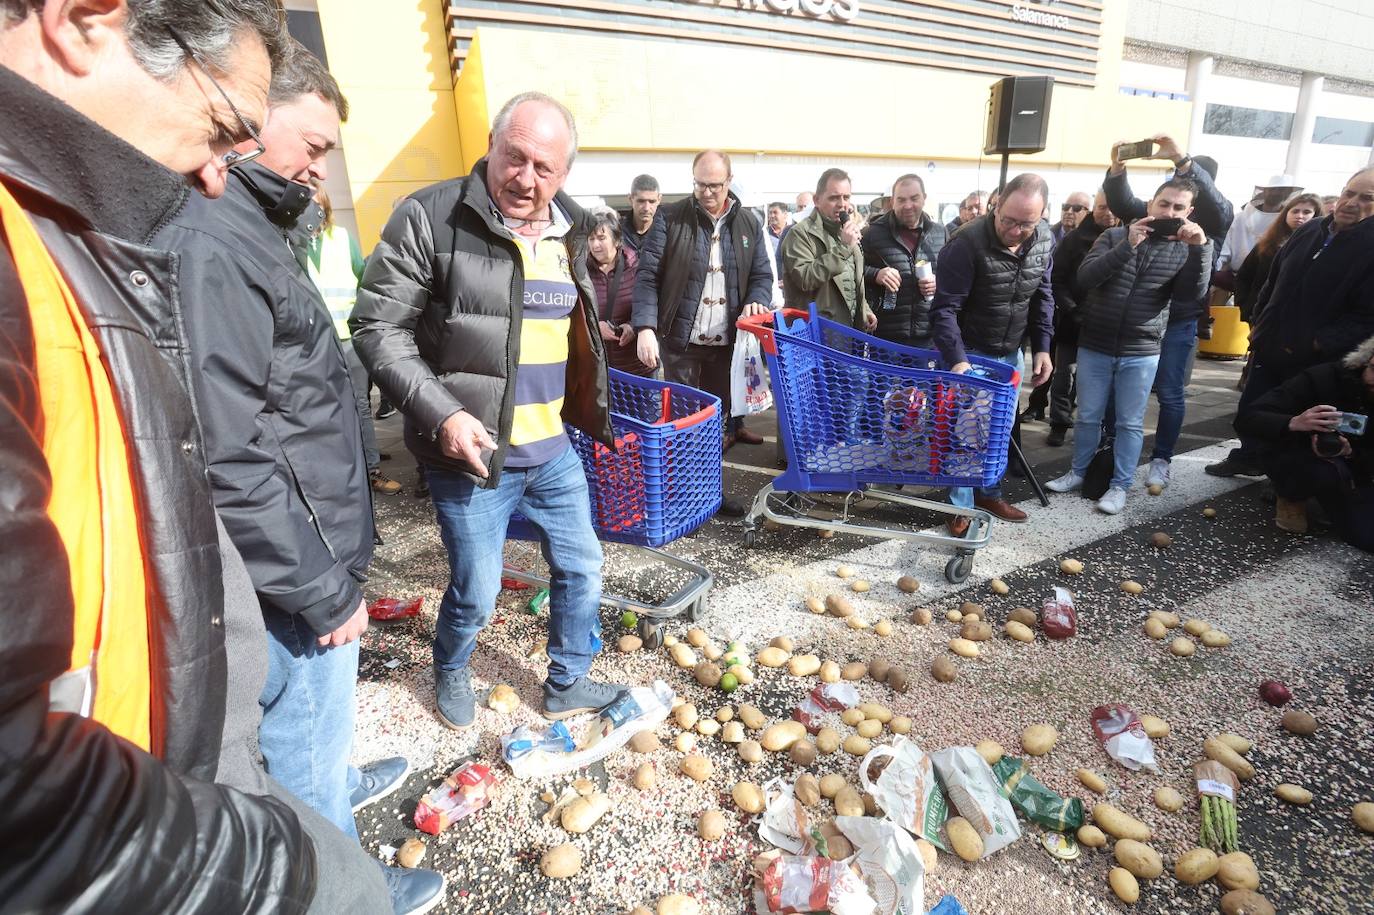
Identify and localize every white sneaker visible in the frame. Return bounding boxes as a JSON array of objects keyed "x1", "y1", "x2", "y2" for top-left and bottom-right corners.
[
  {"x1": 1146, "y1": 459, "x2": 1171, "y2": 488},
  {"x1": 1046, "y1": 471, "x2": 1083, "y2": 493},
  {"x1": 1097, "y1": 487, "x2": 1128, "y2": 515}
]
